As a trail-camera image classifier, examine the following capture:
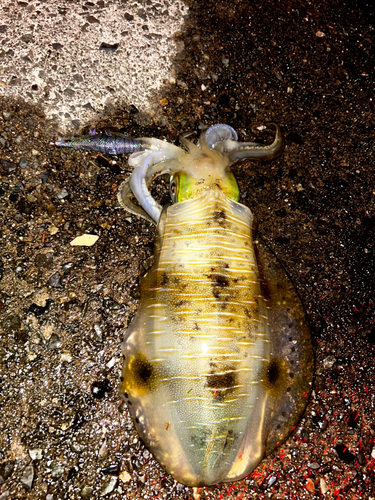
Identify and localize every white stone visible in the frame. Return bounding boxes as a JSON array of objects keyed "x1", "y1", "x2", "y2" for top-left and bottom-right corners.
[{"x1": 70, "y1": 234, "x2": 99, "y2": 246}]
